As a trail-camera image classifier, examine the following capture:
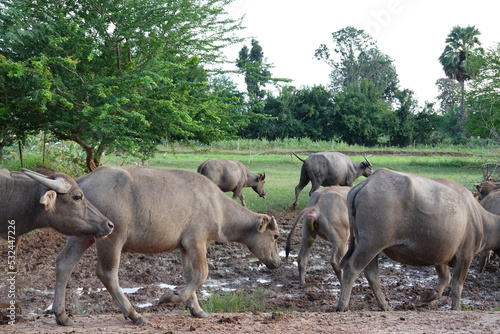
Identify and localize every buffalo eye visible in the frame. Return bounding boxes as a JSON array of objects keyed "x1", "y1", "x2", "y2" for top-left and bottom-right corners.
[
  {"x1": 73, "y1": 195, "x2": 83, "y2": 202},
  {"x1": 274, "y1": 234, "x2": 279, "y2": 240}
]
